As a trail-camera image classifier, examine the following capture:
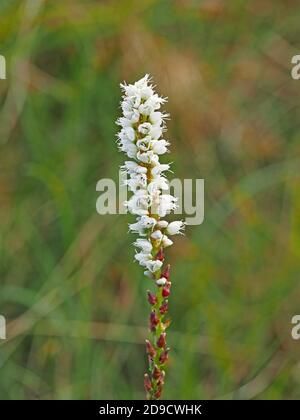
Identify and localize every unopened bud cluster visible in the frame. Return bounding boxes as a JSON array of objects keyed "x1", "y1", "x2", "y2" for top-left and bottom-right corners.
[{"x1": 117, "y1": 75, "x2": 184, "y2": 399}]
